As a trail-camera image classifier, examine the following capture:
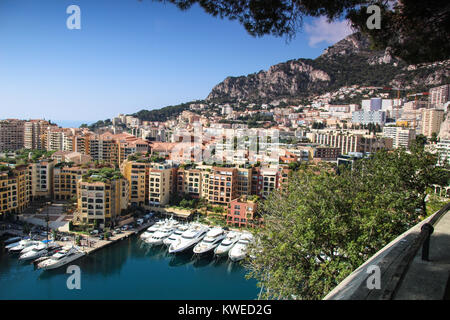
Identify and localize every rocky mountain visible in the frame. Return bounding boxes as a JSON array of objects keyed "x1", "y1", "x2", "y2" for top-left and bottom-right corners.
[{"x1": 206, "y1": 33, "x2": 450, "y2": 102}]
